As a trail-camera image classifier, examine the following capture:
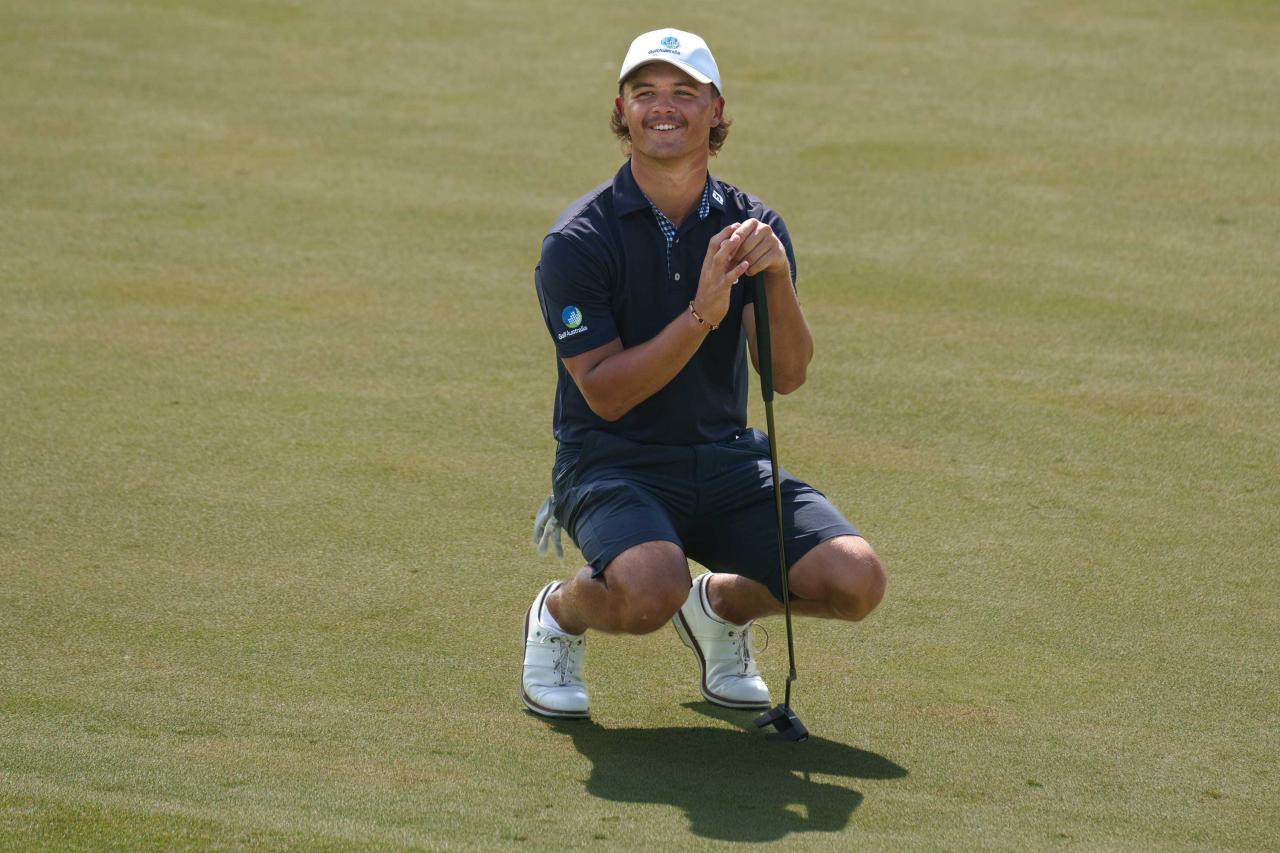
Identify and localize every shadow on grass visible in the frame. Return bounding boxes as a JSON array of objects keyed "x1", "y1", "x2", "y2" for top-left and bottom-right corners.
[{"x1": 542, "y1": 703, "x2": 907, "y2": 842}]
